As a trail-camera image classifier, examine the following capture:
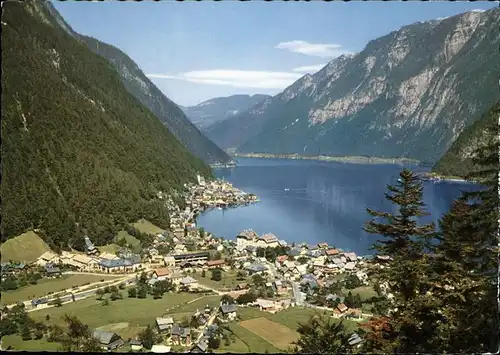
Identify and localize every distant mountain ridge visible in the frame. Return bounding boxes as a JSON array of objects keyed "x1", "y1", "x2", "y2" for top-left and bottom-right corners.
[
  {"x1": 208, "y1": 8, "x2": 499, "y2": 163},
  {"x1": 182, "y1": 94, "x2": 271, "y2": 130},
  {"x1": 44, "y1": 2, "x2": 230, "y2": 164}
]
